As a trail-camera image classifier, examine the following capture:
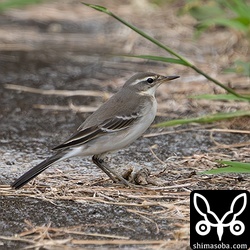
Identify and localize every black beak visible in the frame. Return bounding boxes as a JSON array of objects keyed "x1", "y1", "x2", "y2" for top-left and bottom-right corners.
[{"x1": 165, "y1": 75, "x2": 180, "y2": 81}]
